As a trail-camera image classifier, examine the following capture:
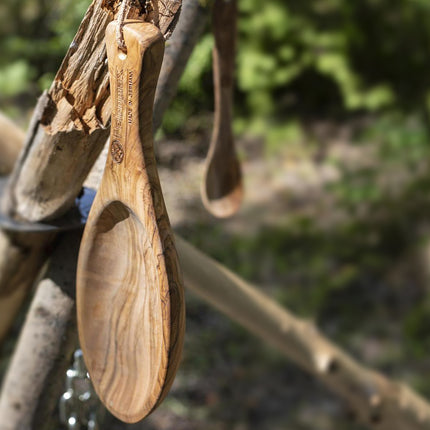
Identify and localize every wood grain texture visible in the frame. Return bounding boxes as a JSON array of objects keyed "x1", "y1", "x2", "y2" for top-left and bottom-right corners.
[
  {"x1": 2, "y1": 89, "x2": 430, "y2": 429},
  {"x1": 76, "y1": 21, "x2": 185, "y2": 423},
  {"x1": 2, "y1": 1, "x2": 113, "y2": 222},
  {"x1": 202, "y1": 0, "x2": 243, "y2": 218},
  {"x1": 0, "y1": 106, "x2": 57, "y2": 342}
]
